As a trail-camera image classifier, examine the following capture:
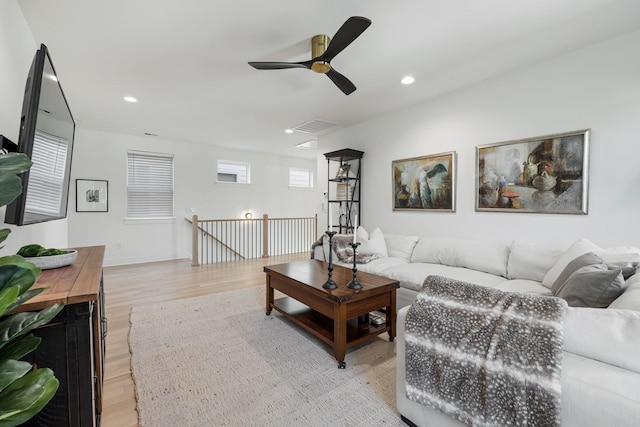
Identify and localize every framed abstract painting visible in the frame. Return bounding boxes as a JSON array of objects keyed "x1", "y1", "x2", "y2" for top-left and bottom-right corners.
[
  {"x1": 475, "y1": 129, "x2": 589, "y2": 214},
  {"x1": 392, "y1": 151, "x2": 456, "y2": 212}
]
